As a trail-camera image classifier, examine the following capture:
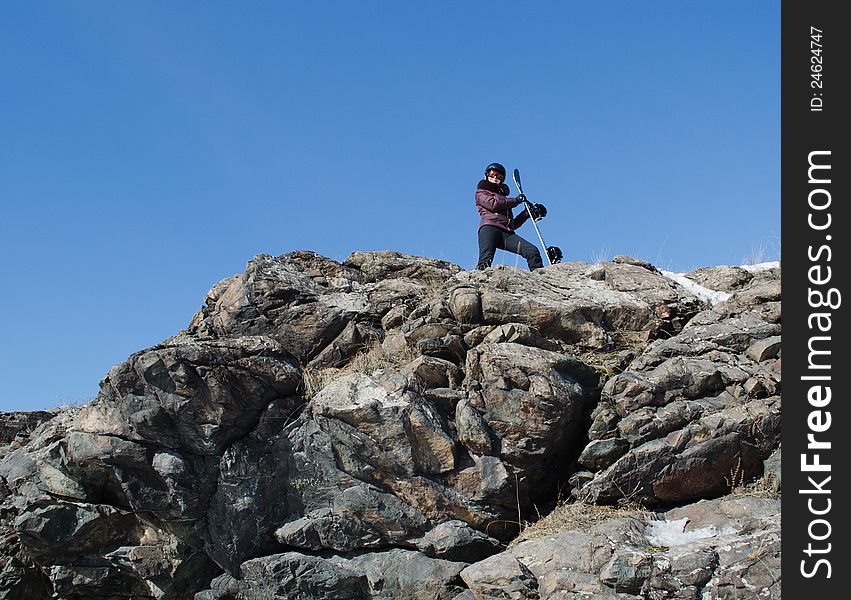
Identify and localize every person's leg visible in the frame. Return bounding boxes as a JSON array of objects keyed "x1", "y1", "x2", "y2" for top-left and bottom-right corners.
[
  {"x1": 503, "y1": 232, "x2": 543, "y2": 270},
  {"x1": 477, "y1": 226, "x2": 505, "y2": 269}
]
